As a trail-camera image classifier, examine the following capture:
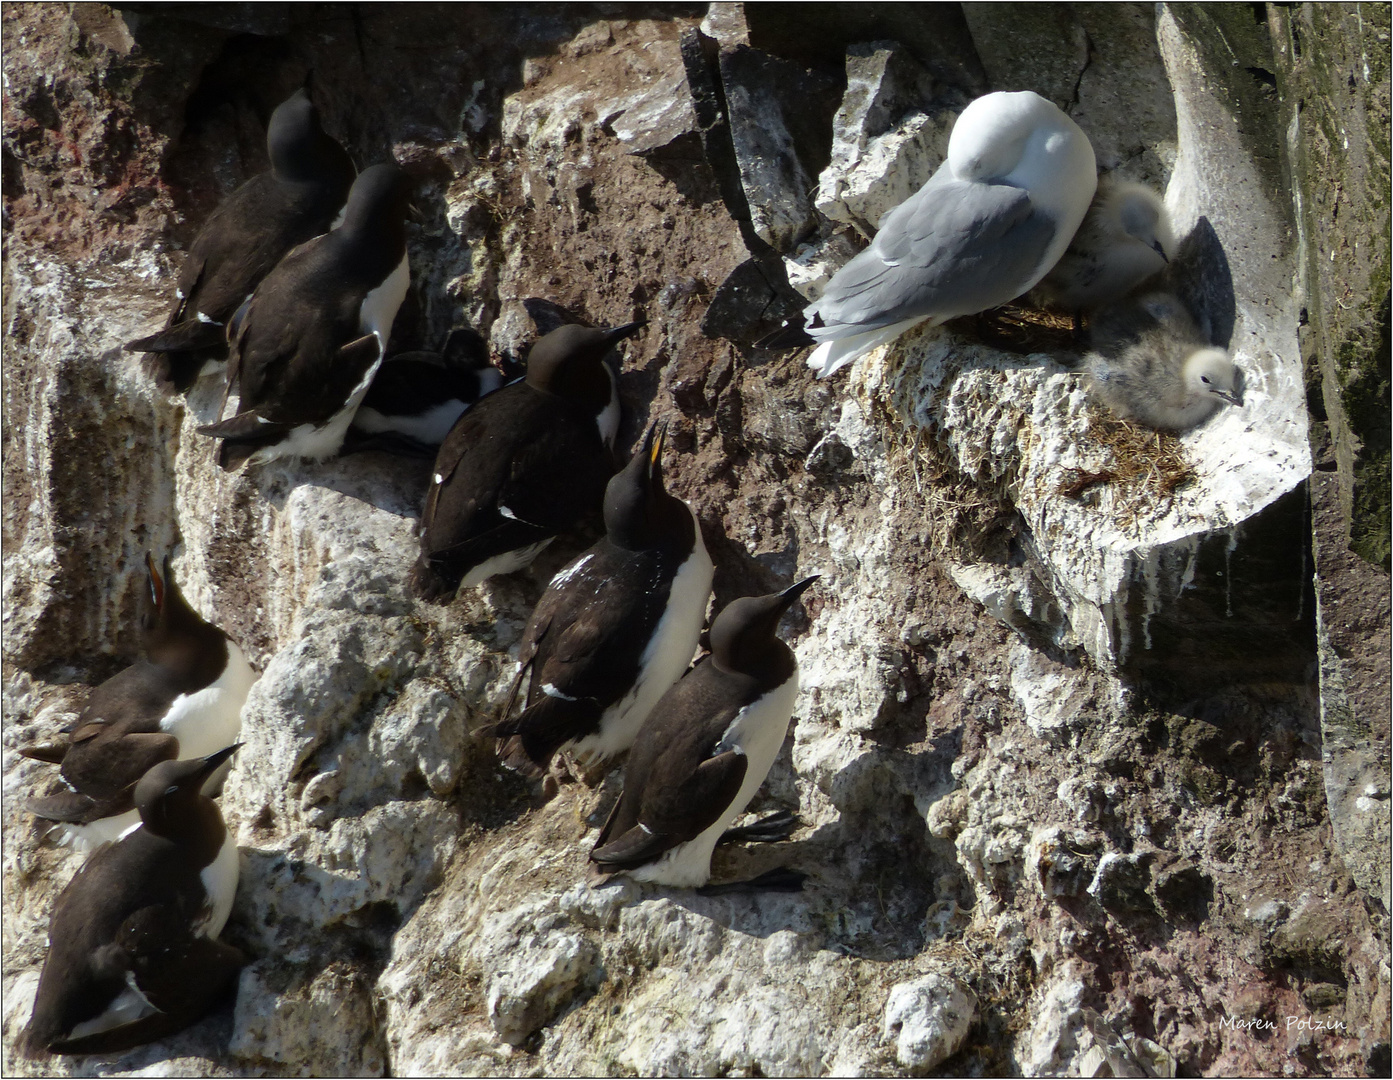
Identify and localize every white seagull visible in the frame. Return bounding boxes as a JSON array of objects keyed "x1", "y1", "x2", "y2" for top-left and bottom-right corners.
[{"x1": 775, "y1": 90, "x2": 1098, "y2": 378}]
